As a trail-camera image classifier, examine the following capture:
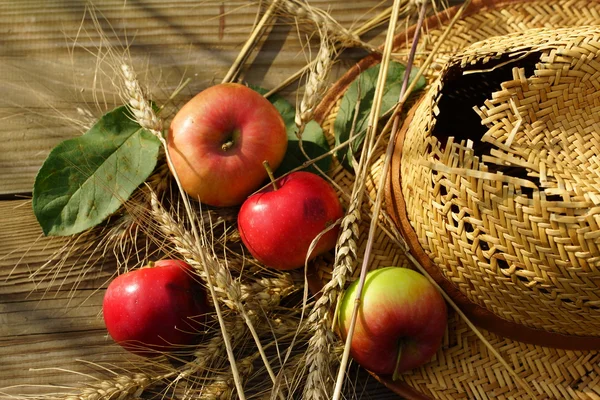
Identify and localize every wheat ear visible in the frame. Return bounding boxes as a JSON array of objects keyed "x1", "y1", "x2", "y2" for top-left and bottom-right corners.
[
  {"x1": 301, "y1": 194, "x2": 361, "y2": 400},
  {"x1": 147, "y1": 189, "x2": 284, "y2": 398},
  {"x1": 119, "y1": 62, "x2": 248, "y2": 400},
  {"x1": 64, "y1": 373, "x2": 153, "y2": 400},
  {"x1": 241, "y1": 275, "x2": 298, "y2": 310},
  {"x1": 294, "y1": 30, "x2": 341, "y2": 194},
  {"x1": 196, "y1": 355, "x2": 256, "y2": 400},
  {"x1": 295, "y1": 32, "x2": 334, "y2": 138}
]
